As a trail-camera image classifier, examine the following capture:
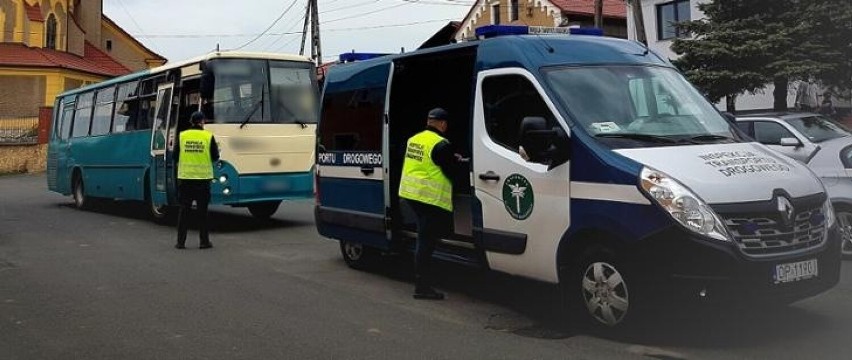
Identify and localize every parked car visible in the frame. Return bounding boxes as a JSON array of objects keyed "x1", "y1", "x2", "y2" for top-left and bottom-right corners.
[{"x1": 736, "y1": 113, "x2": 852, "y2": 256}]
